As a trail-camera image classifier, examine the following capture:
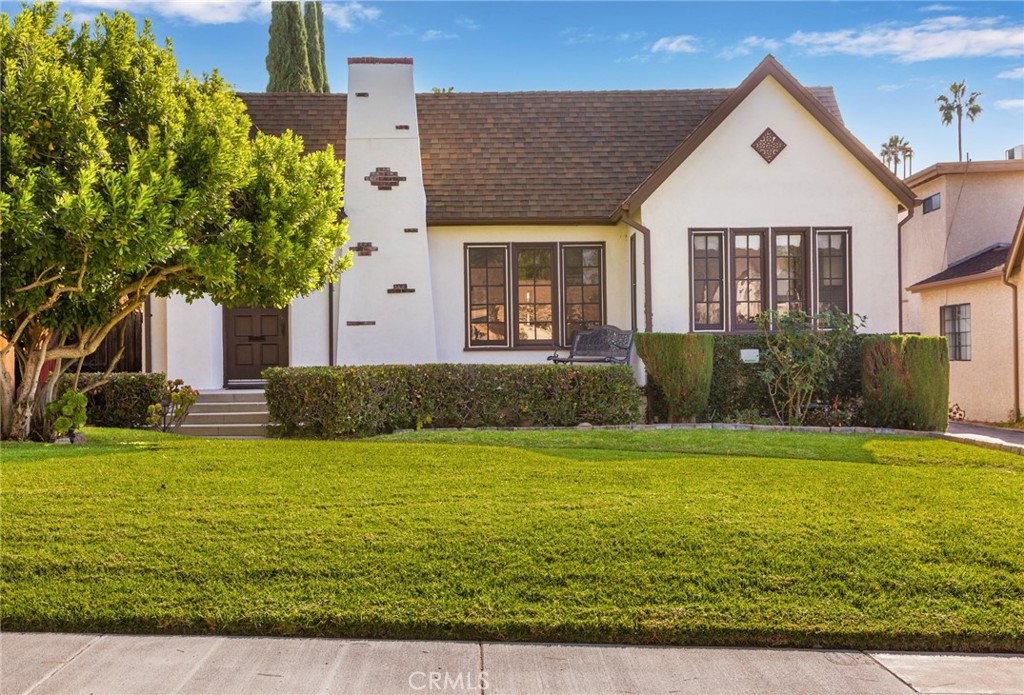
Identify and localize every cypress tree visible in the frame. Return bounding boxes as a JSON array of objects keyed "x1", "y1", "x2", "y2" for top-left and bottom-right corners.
[
  {"x1": 303, "y1": 2, "x2": 324, "y2": 93},
  {"x1": 316, "y1": 2, "x2": 329, "y2": 93},
  {"x1": 266, "y1": 1, "x2": 314, "y2": 92}
]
